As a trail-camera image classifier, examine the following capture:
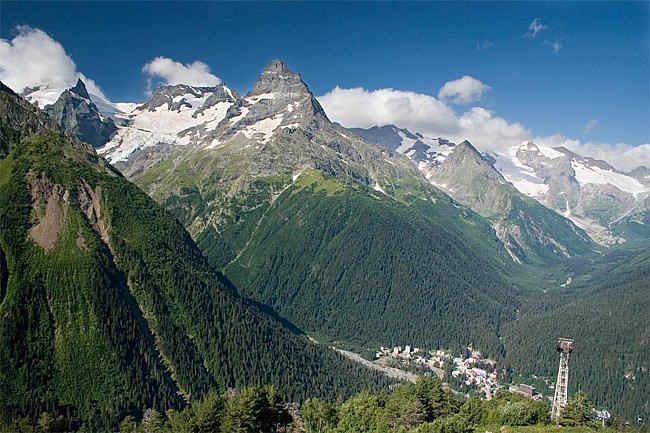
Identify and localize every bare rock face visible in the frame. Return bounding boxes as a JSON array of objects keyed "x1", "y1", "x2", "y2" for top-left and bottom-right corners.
[
  {"x1": 243, "y1": 59, "x2": 328, "y2": 122},
  {"x1": 43, "y1": 79, "x2": 117, "y2": 147},
  {"x1": 138, "y1": 83, "x2": 239, "y2": 113}
]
